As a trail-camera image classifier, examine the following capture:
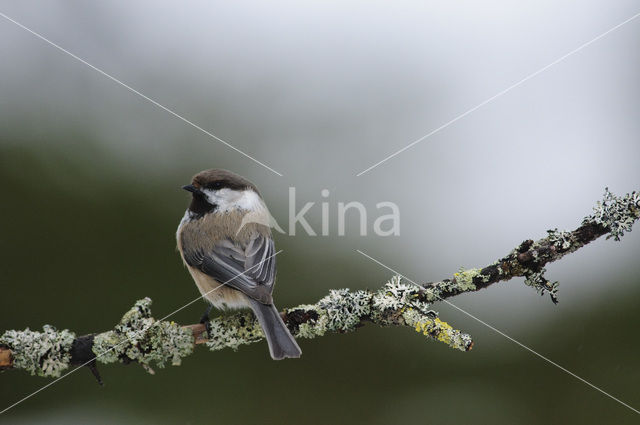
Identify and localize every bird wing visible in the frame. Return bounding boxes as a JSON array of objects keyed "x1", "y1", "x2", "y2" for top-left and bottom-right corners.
[{"x1": 182, "y1": 233, "x2": 277, "y2": 305}]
